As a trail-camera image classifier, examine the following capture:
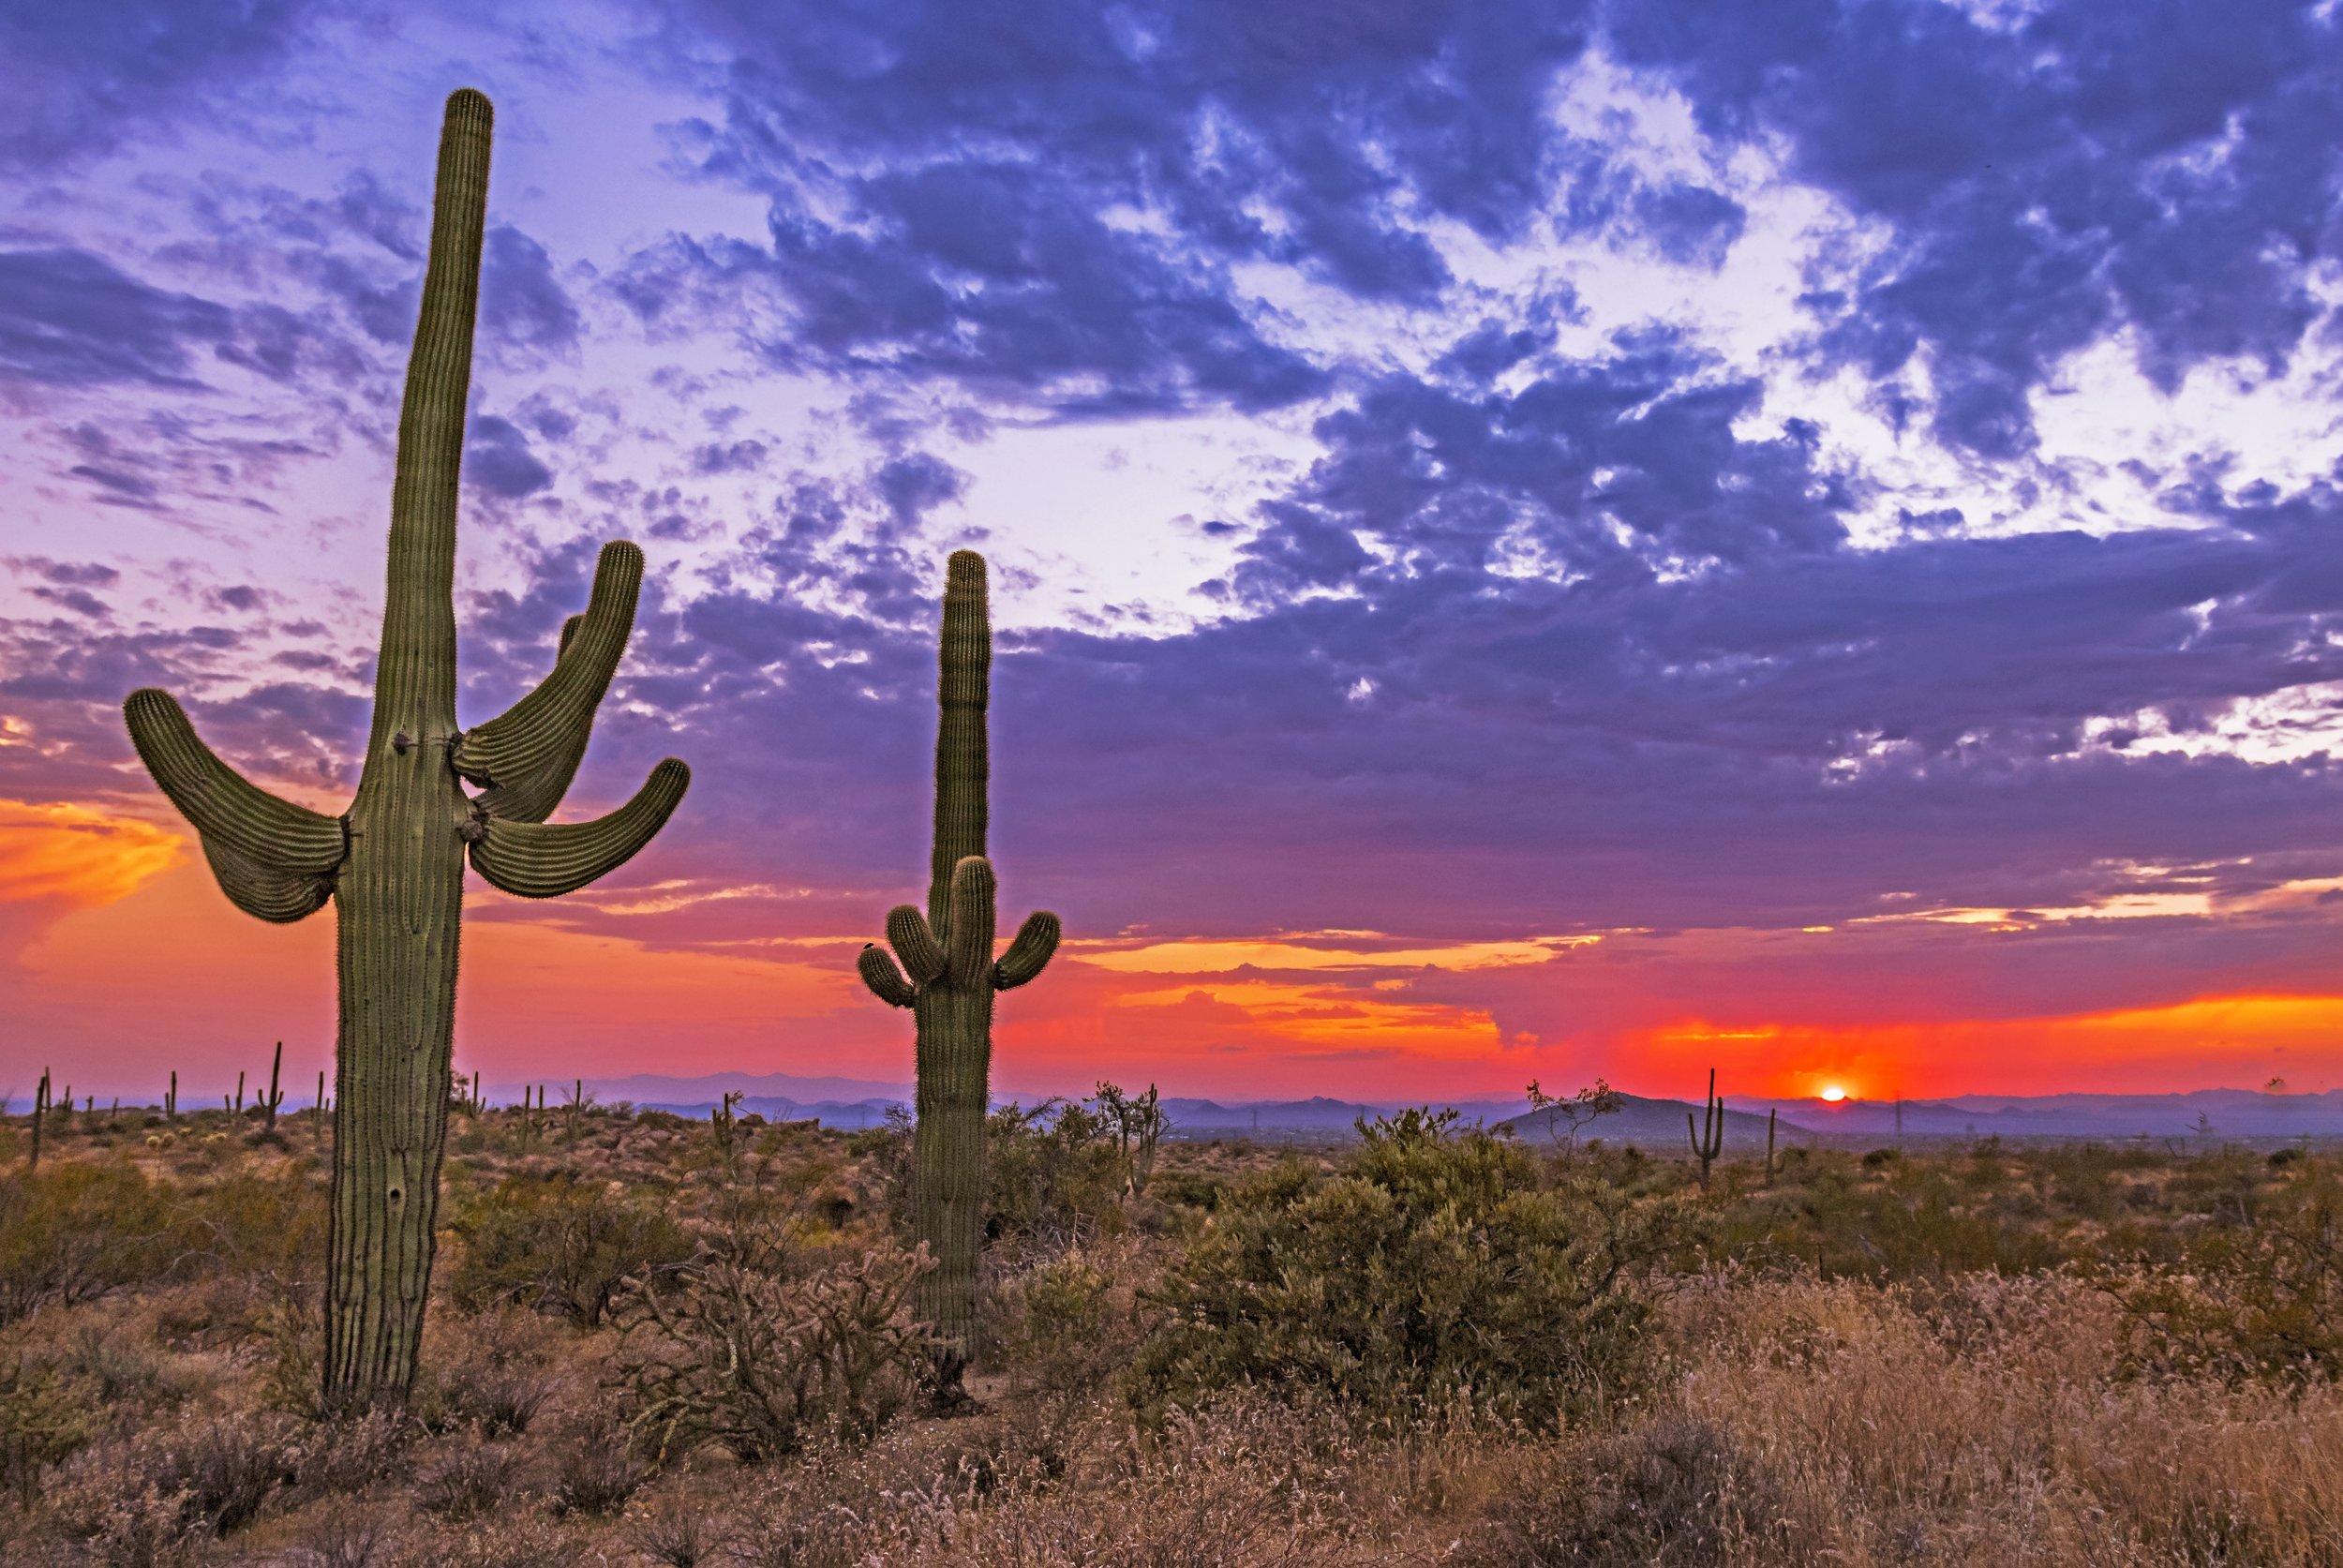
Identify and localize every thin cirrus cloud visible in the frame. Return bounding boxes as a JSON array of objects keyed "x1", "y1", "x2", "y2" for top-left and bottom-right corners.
[{"x1": 2, "y1": 0, "x2": 2342, "y2": 1098}]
